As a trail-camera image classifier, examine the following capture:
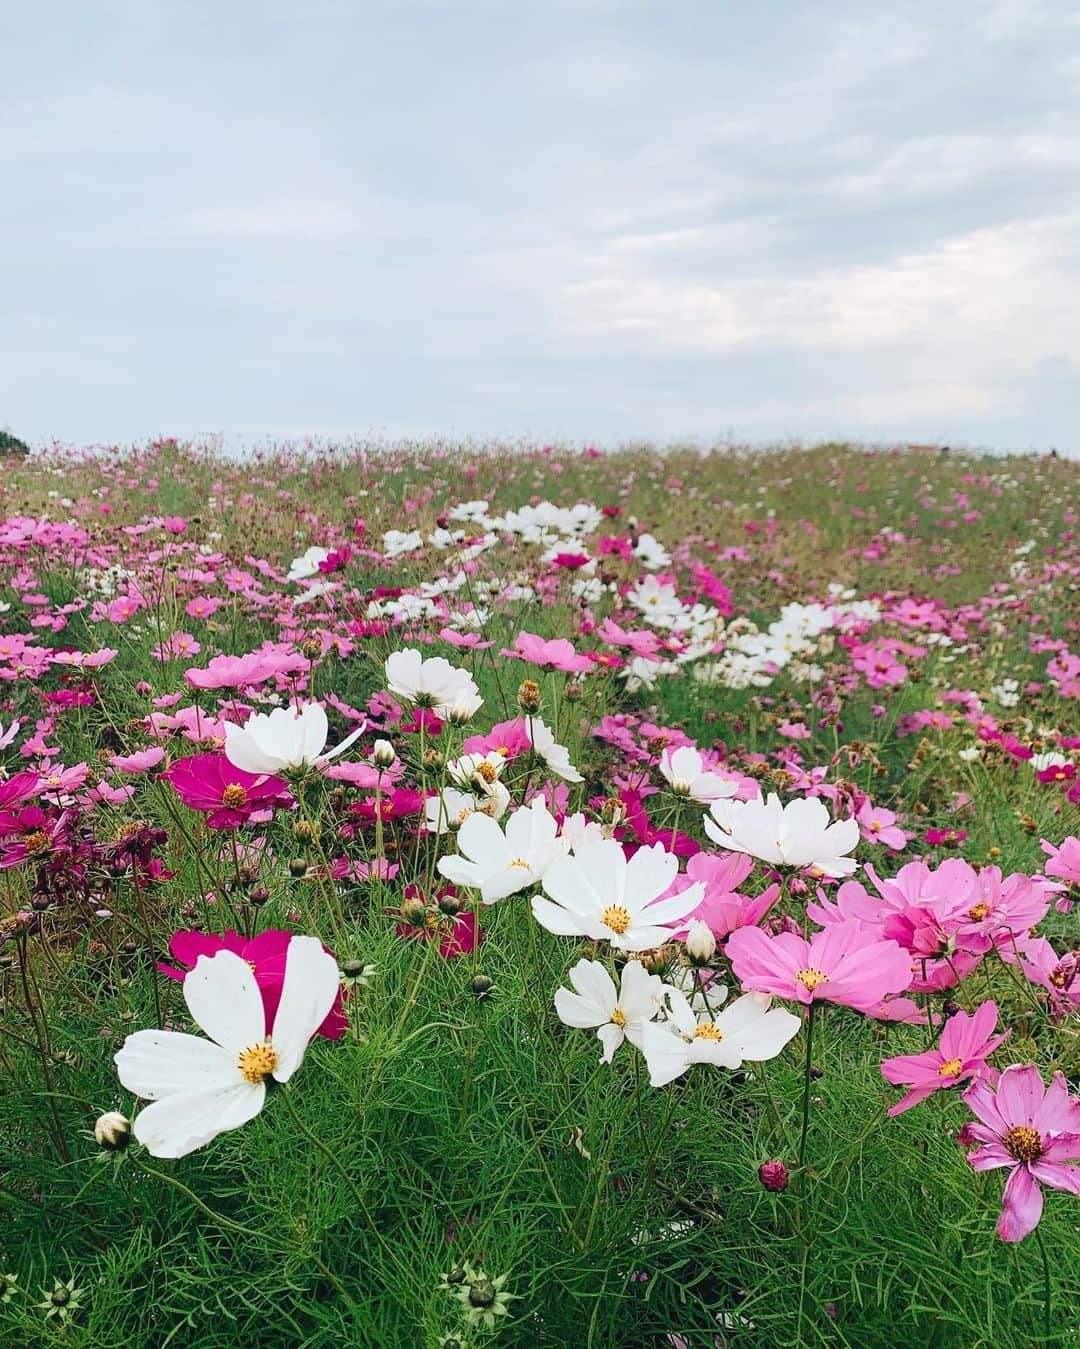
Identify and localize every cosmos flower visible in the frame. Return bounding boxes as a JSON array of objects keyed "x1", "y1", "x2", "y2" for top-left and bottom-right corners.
[
  {"x1": 533, "y1": 839, "x2": 703, "y2": 951},
  {"x1": 437, "y1": 798, "x2": 567, "y2": 903},
  {"x1": 705, "y1": 793, "x2": 860, "y2": 877},
  {"x1": 159, "y1": 929, "x2": 347, "y2": 1040},
  {"x1": 162, "y1": 754, "x2": 290, "y2": 829},
  {"x1": 641, "y1": 989, "x2": 801, "y2": 1087},
  {"x1": 224, "y1": 702, "x2": 364, "y2": 775},
  {"x1": 726, "y1": 921, "x2": 913, "y2": 1011},
  {"x1": 554, "y1": 958, "x2": 665, "y2": 1062},
  {"x1": 962, "y1": 1064, "x2": 1080, "y2": 1242},
  {"x1": 658, "y1": 745, "x2": 738, "y2": 804},
  {"x1": 384, "y1": 648, "x2": 482, "y2": 719},
  {"x1": 115, "y1": 936, "x2": 340, "y2": 1157},
  {"x1": 881, "y1": 1000, "x2": 1007, "y2": 1115}
]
